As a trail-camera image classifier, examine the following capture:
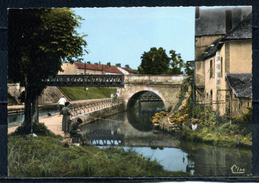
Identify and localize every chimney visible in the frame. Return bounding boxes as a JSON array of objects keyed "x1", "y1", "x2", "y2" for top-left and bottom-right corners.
[
  {"x1": 195, "y1": 7, "x2": 200, "y2": 19},
  {"x1": 226, "y1": 10, "x2": 232, "y2": 33}
]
